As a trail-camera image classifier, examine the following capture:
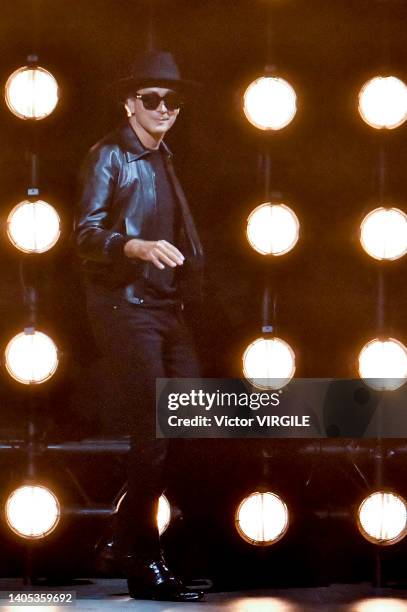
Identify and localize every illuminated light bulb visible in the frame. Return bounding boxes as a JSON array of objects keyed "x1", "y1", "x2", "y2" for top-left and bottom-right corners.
[
  {"x1": 116, "y1": 492, "x2": 171, "y2": 535},
  {"x1": 358, "y1": 338, "x2": 407, "y2": 391},
  {"x1": 7, "y1": 200, "x2": 61, "y2": 253},
  {"x1": 5, "y1": 330, "x2": 59, "y2": 385},
  {"x1": 358, "y1": 76, "x2": 407, "y2": 129},
  {"x1": 243, "y1": 76, "x2": 297, "y2": 130},
  {"x1": 6, "y1": 485, "x2": 60, "y2": 538},
  {"x1": 5, "y1": 65, "x2": 59, "y2": 120},
  {"x1": 247, "y1": 202, "x2": 299, "y2": 255},
  {"x1": 357, "y1": 491, "x2": 407, "y2": 545},
  {"x1": 243, "y1": 337, "x2": 295, "y2": 390},
  {"x1": 360, "y1": 207, "x2": 407, "y2": 261},
  {"x1": 235, "y1": 491, "x2": 289, "y2": 546},
  {"x1": 157, "y1": 494, "x2": 171, "y2": 535}
]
